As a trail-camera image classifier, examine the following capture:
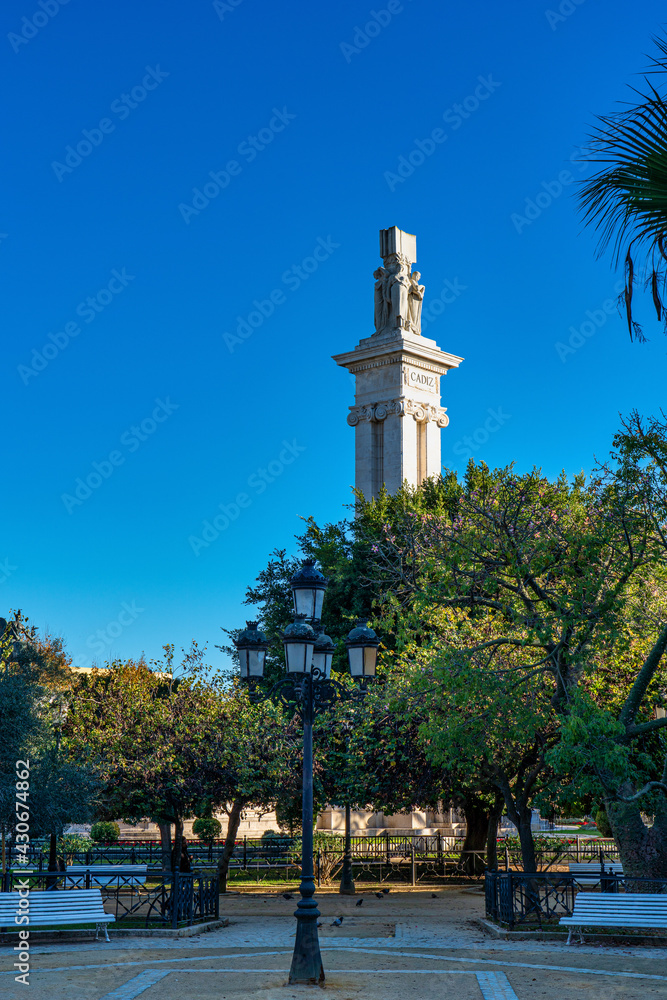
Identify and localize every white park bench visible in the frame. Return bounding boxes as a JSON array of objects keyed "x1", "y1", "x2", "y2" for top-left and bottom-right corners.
[
  {"x1": 64, "y1": 864, "x2": 148, "y2": 888},
  {"x1": 11, "y1": 864, "x2": 148, "y2": 888},
  {"x1": 568, "y1": 862, "x2": 623, "y2": 885},
  {"x1": 0, "y1": 888, "x2": 115, "y2": 941},
  {"x1": 560, "y1": 892, "x2": 667, "y2": 944}
]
